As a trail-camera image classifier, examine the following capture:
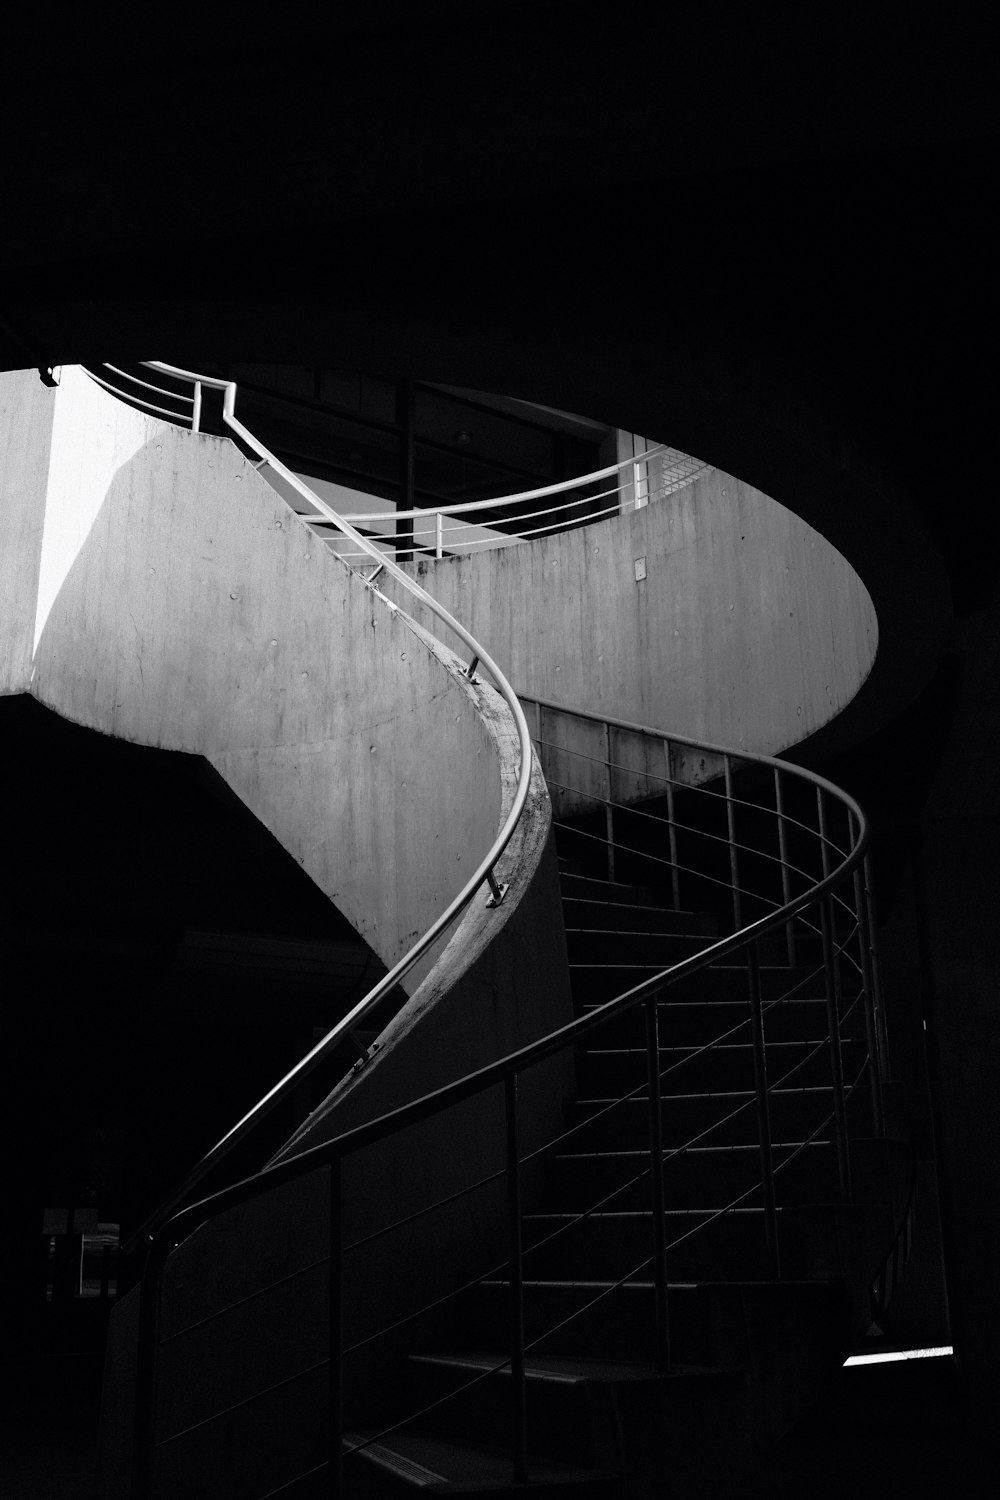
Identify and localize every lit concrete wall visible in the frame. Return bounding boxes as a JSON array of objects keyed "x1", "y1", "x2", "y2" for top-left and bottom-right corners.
[
  {"x1": 398, "y1": 464, "x2": 877, "y2": 760},
  {"x1": 0, "y1": 369, "x2": 54, "y2": 693},
  {"x1": 0, "y1": 366, "x2": 525, "y2": 987}
]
